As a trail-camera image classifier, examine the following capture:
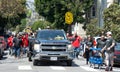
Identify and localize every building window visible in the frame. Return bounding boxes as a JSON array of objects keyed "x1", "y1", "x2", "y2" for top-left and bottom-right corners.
[
  {"x1": 92, "y1": 6, "x2": 96, "y2": 17},
  {"x1": 91, "y1": 0, "x2": 97, "y2": 18},
  {"x1": 118, "y1": 0, "x2": 120, "y2": 5}
]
